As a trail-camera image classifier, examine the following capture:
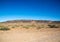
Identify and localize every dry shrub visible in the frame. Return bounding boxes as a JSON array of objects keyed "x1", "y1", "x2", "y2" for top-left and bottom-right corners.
[
  {"x1": 48, "y1": 24, "x2": 59, "y2": 28},
  {"x1": 0, "y1": 27, "x2": 10, "y2": 31},
  {"x1": 23, "y1": 26, "x2": 30, "y2": 29},
  {"x1": 37, "y1": 26, "x2": 41, "y2": 29}
]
